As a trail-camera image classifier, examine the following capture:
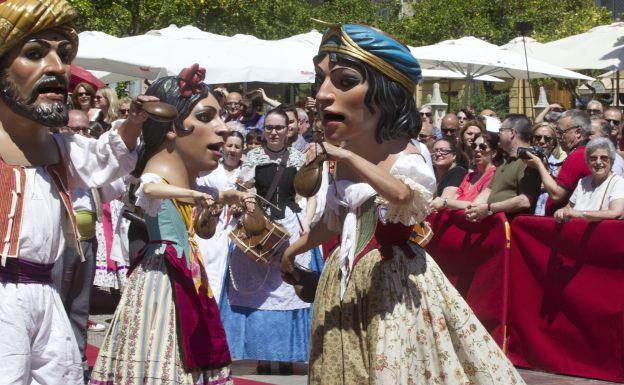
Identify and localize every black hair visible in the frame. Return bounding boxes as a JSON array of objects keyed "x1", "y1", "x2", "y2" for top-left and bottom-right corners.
[
  {"x1": 264, "y1": 106, "x2": 289, "y2": 126},
  {"x1": 131, "y1": 76, "x2": 211, "y2": 177},
  {"x1": 246, "y1": 128, "x2": 263, "y2": 146},
  {"x1": 434, "y1": 137, "x2": 469, "y2": 169},
  {"x1": 314, "y1": 52, "x2": 421, "y2": 144},
  {"x1": 480, "y1": 131, "x2": 503, "y2": 166},
  {"x1": 503, "y1": 113, "x2": 532, "y2": 142}
]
